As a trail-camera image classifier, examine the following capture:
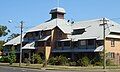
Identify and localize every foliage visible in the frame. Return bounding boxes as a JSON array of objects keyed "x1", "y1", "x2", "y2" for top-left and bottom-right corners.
[
  {"x1": 0, "y1": 25, "x2": 10, "y2": 37},
  {"x1": 0, "y1": 56, "x2": 9, "y2": 63},
  {"x1": 106, "y1": 59, "x2": 115, "y2": 66},
  {"x1": 0, "y1": 41, "x2": 5, "y2": 51},
  {"x1": 48, "y1": 57, "x2": 56, "y2": 65},
  {"x1": 8, "y1": 46, "x2": 16, "y2": 65},
  {"x1": 48, "y1": 55, "x2": 69, "y2": 65},
  {"x1": 69, "y1": 61, "x2": 77, "y2": 66},
  {"x1": 24, "y1": 58, "x2": 31, "y2": 66},
  {"x1": 91, "y1": 54, "x2": 103, "y2": 66},
  {"x1": 94, "y1": 62, "x2": 103, "y2": 66},
  {"x1": 81, "y1": 56, "x2": 90, "y2": 66},
  {"x1": 31, "y1": 54, "x2": 43, "y2": 64},
  {"x1": 7, "y1": 33, "x2": 20, "y2": 42}
]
